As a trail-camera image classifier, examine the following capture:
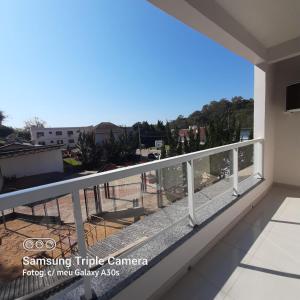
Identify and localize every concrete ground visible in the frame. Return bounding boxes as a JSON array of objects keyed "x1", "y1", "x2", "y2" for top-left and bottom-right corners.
[{"x1": 160, "y1": 184, "x2": 300, "y2": 300}]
